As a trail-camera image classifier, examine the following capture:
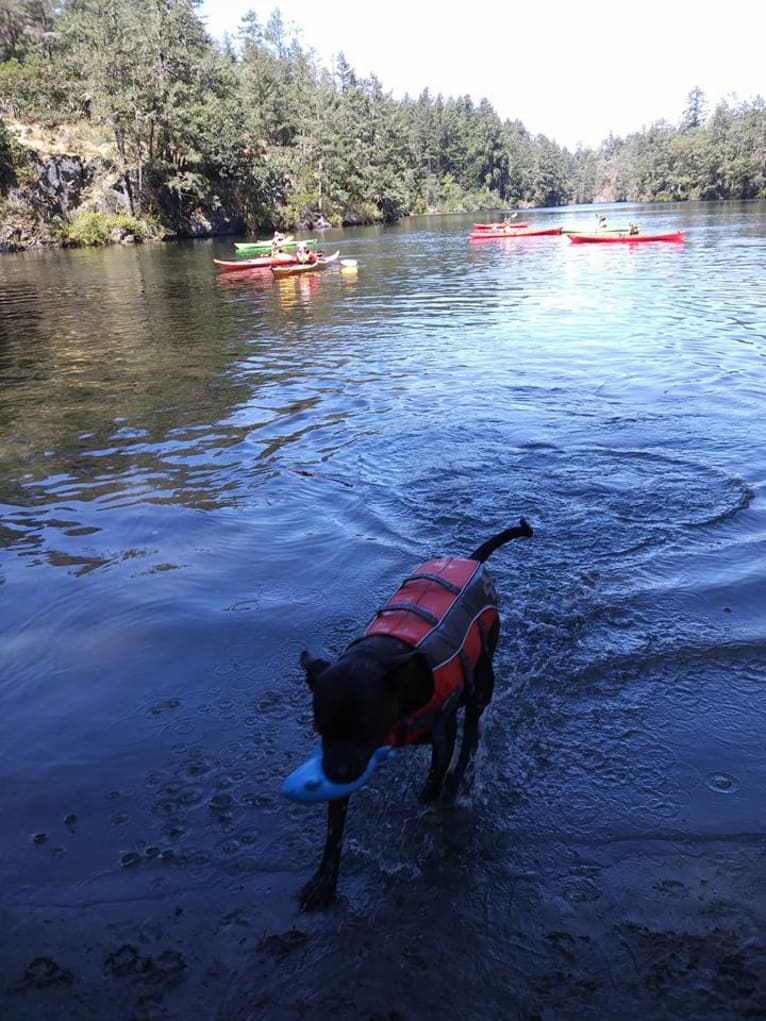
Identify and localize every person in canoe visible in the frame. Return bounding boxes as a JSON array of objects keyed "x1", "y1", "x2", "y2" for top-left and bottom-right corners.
[
  {"x1": 296, "y1": 243, "x2": 317, "y2": 264},
  {"x1": 628, "y1": 222, "x2": 640, "y2": 235}
]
